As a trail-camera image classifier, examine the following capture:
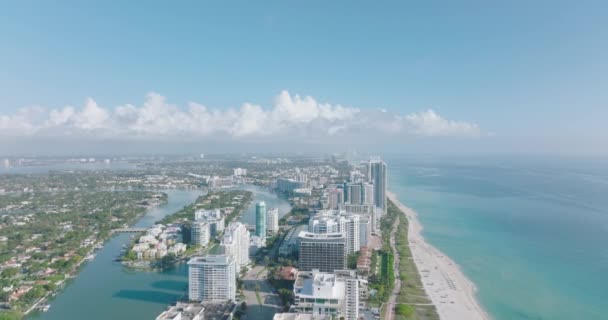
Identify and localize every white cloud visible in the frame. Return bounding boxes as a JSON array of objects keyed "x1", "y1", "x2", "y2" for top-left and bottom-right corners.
[
  {"x1": 0, "y1": 91, "x2": 480, "y2": 141},
  {"x1": 405, "y1": 109, "x2": 480, "y2": 137}
]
